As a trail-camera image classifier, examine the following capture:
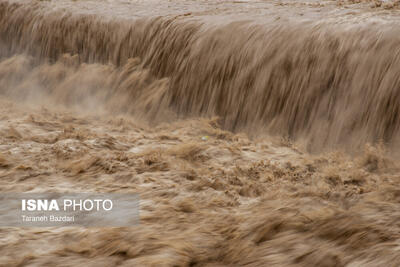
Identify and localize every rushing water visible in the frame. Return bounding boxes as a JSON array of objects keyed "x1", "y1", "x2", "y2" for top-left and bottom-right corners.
[
  {"x1": 1, "y1": 1, "x2": 400, "y2": 152},
  {"x1": 1, "y1": 1, "x2": 400, "y2": 266}
]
